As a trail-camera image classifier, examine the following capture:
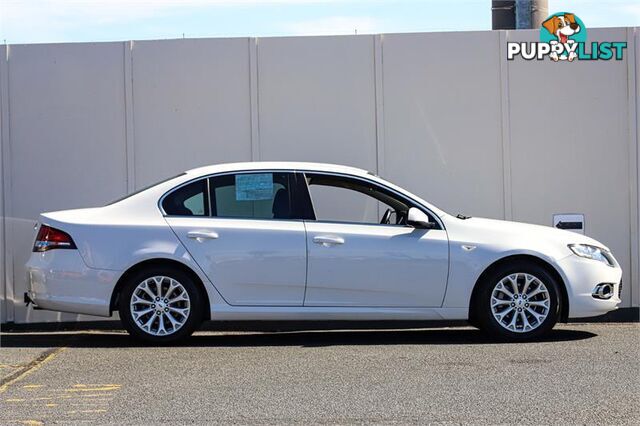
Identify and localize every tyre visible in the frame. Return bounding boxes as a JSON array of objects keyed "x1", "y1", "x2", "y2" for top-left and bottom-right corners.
[
  {"x1": 119, "y1": 266, "x2": 204, "y2": 344},
  {"x1": 475, "y1": 261, "x2": 561, "y2": 341}
]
